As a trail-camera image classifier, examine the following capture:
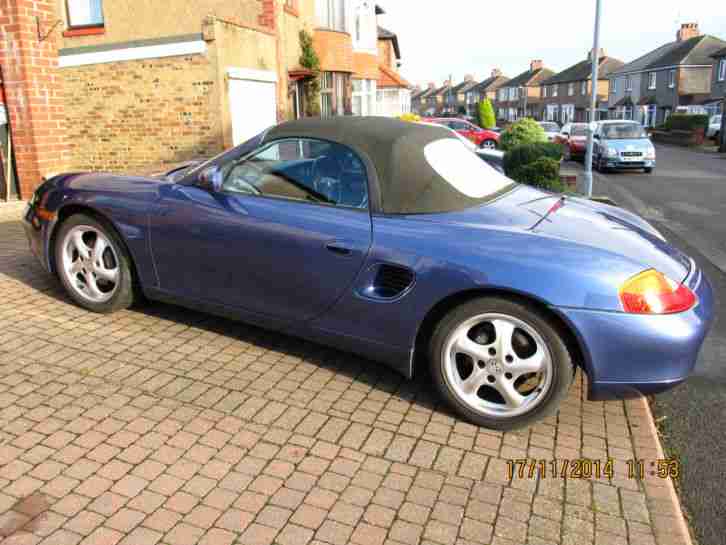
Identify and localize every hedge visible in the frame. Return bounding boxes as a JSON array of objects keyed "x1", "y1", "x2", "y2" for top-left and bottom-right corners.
[
  {"x1": 503, "y1": 142, "x2": 564, "y2": 176},
  {"x1": 509, "y1": 158, "x2": 566, "y2": 192},
  {"x1": 664, "y1": 114, "x2": 709, "y2": 132}
]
